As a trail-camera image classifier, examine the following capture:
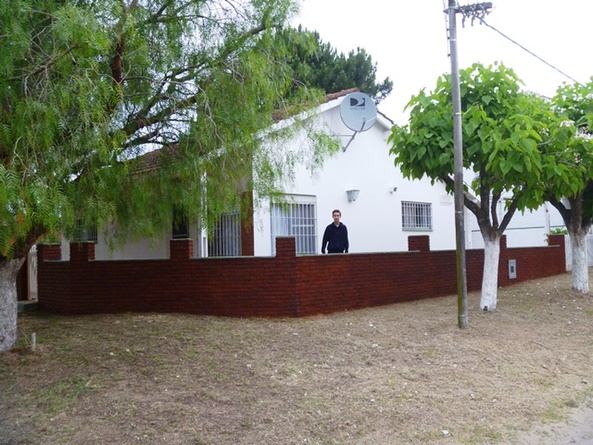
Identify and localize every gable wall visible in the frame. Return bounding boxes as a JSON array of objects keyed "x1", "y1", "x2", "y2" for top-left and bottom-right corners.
[{"x1": 253, "y1": 103, "x2": 459, "y2": 256}]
